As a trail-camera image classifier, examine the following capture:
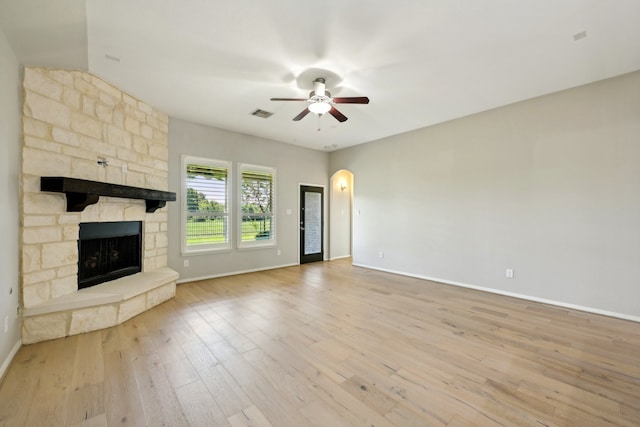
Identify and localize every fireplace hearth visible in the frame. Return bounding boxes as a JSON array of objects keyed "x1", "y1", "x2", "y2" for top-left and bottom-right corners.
[{"x1": 78, "y1": 221, "x2": 142, "y2": 289}]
